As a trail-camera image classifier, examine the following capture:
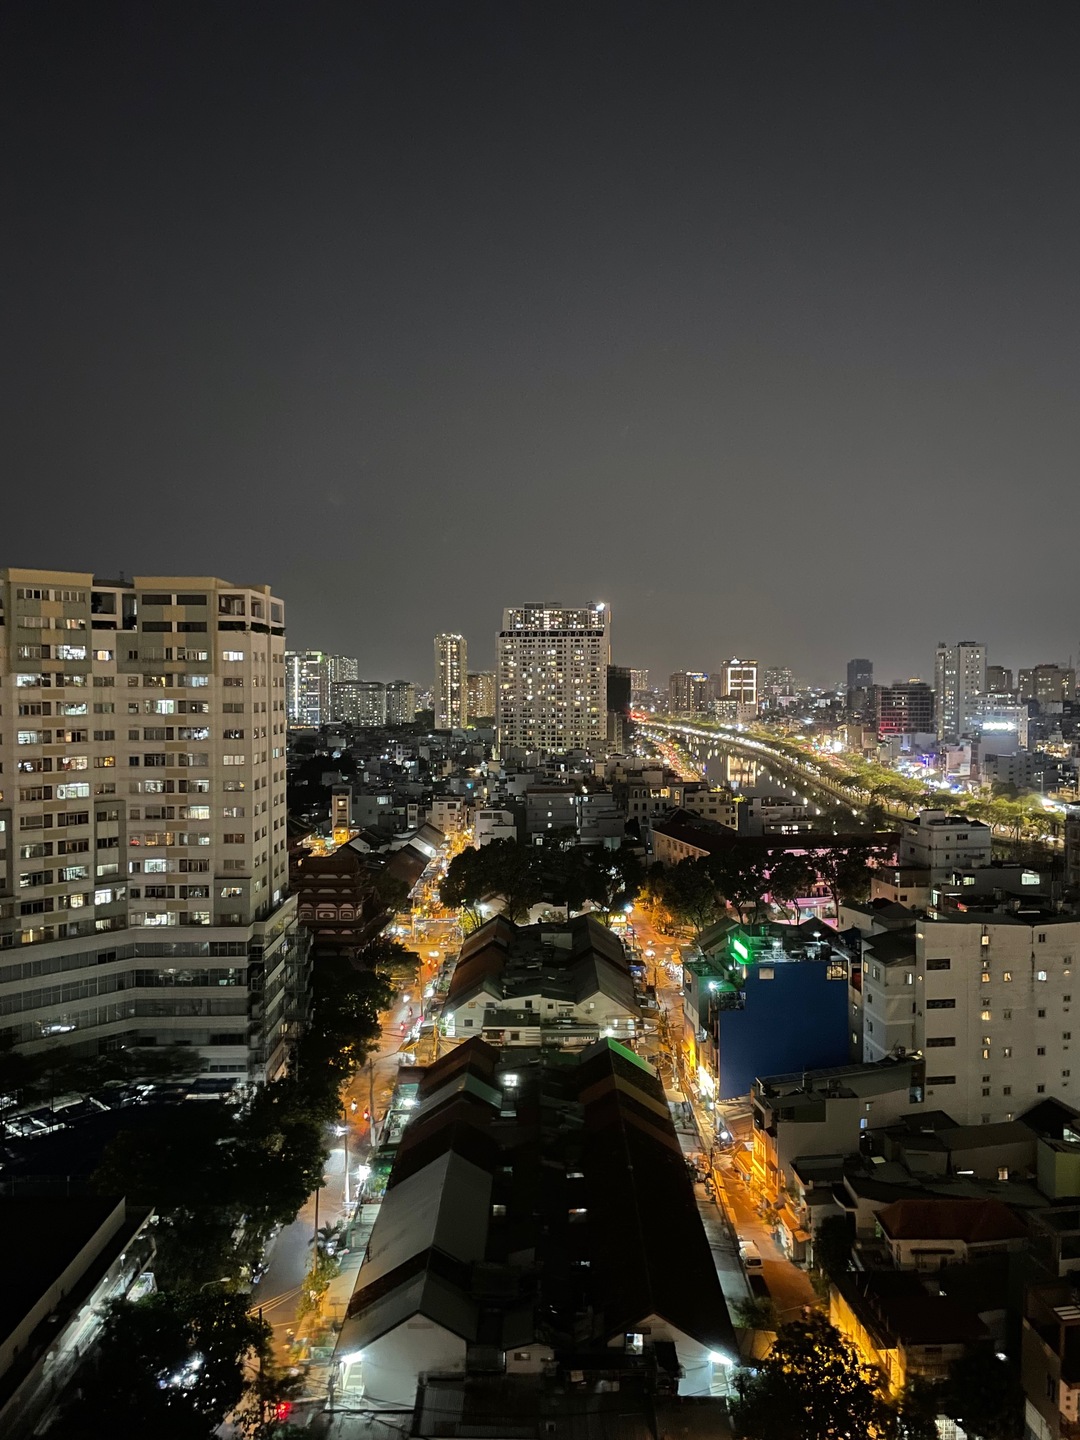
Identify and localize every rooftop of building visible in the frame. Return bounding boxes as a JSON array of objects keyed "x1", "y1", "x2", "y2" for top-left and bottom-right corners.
[
  {"x1": 903, "y1": 811, "x2": 991, "y2": 832},
  {"x1": 875, "y1": 1197, "x2": 1029, "y2": 1244},
  {"x1": 835, "y1": 1270, "x2": 990, "y2": 1348},
  {"x1": 337, "y1": 1036, "x2": 736, "y2": 1366},
  {"x1": 755, "y1": 1057, "x2": 918, "y2": 1107},
  {"x1": 447, "y1": 914, "x2": 639, "y2": 1015}
]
